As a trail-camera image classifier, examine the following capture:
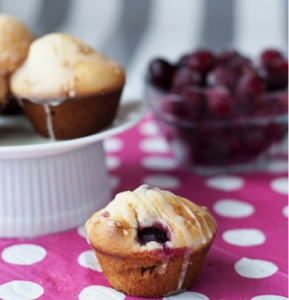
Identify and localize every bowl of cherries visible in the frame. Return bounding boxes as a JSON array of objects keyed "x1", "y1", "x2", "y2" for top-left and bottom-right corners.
[{"x1": 146, "y1": 48, "x2": 288, "y2": 174}]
